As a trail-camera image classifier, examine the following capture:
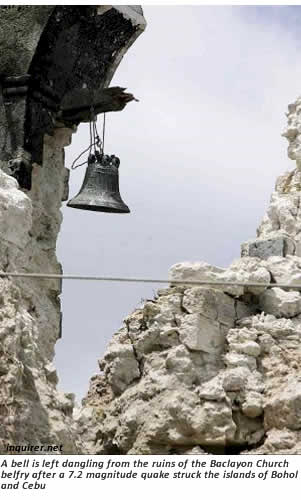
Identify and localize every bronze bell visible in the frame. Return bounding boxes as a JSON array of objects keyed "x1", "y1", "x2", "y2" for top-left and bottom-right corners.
[{"x1": 67, "y1": 152, "x2": 130, "y2": 213}]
